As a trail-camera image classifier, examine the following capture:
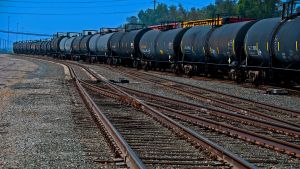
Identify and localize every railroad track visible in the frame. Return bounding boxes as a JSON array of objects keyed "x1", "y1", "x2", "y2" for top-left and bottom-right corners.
[
  {"x1": 102, "y1": 65, "x2": 300, "y2": 128},
  {"x1": 134, "y1": 68, "x2": 300, "y2": 98},
  {"x1": 23, "y1": 55, "x2": 300, "y2": 168},
  {"x1": 78, "y1": 68, "x2": 300, "y2": 168},
  {"x1": 0, "y1": 61, "x2": 16, "y2": 71},
  {"x1": 86, "y1": 86, "x2": 230, "y2": 168},
  {"x1": 42, "y1": 57, "x2": 254, "y2": 168},
  {"x1": 116, "y1": 85, "x2": 300, "y2": 141}
]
